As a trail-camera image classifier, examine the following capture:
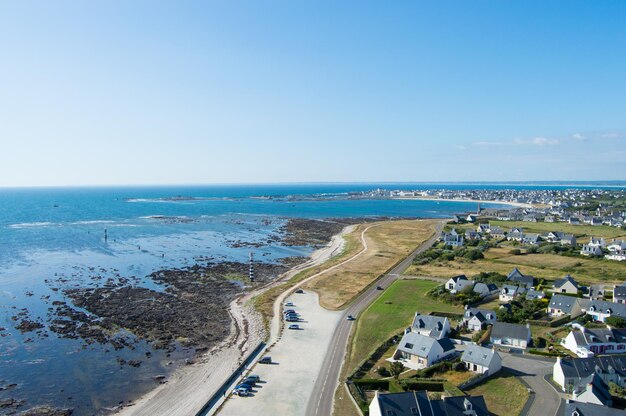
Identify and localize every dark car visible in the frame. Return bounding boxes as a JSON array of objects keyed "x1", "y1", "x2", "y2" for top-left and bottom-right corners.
[
  {"x1": 295, "y1": 289, "x2": 304, "y2": 294},
  {"x1": 285, "y1": 317, "x2": 299, "y2": 322},
  {"x1": 288, "y1": 324, "x2": 300, "y2": 330},
  {"x1": 258, "y1": 356, "x2": 272, "y2": 364},
  {"x1": 283, "y1": 309, "x2": 296, "y2": 314},
  {"x1": 245, "y1": 375, "x2": 261, "y2": 383},
  {"x1": 235, "y1": 383, "x2": 252, "y2": 391},
  {"x1": 376, "y1": 286, "x2": 384, "y2": 290},
  {"x1": 346, "y1": 315, "x2": 355, "y2": 321}
]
